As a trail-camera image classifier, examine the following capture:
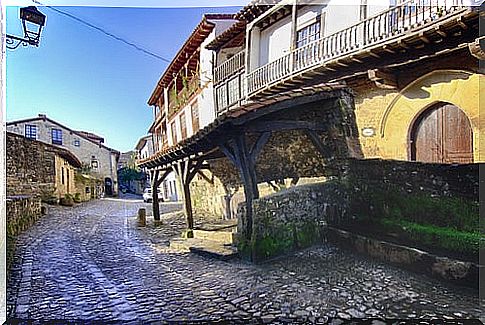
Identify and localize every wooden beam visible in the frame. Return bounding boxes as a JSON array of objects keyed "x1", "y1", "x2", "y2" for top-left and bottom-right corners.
[
  {"x1": 250, "y1": 132, "x2": 271, "y2": 164},
  {"x1": 304, "y1": 129, "x2": 330, "y2": 159},
  {"x1": 246, "y1": 120, "x2": 328, "y2": 133},
  {"x1": 367, "y1": 69, "x2": 398, "y2": 90},
  {"x1": 197, "y1": 170, "x2": 214, "y2": 185}
]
